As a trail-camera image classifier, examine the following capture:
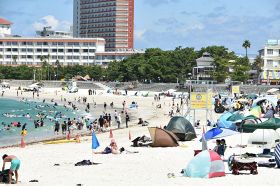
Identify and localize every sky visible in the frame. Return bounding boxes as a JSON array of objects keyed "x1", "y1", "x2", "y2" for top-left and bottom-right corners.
[{"x1": 1, "y1": 0, "x2": 280, "y2": 55}]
